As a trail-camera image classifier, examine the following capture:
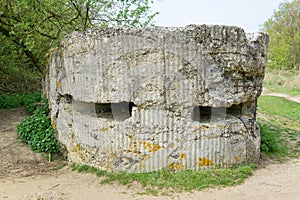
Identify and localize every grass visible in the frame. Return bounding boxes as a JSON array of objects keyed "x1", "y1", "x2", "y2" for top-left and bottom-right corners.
[
  {"x1": 257, "y1": 96, "x2": 300, "y2": 159},
  {"x1": 259, "y1": 123, "x2": 288, "y2": 158},
  {"x1": 263, "y1": 83, "x2": 300, "y2": 96},
  {"x1": 258, "y1": 96, "x2": 300, "y2": 121},
  {"x1": 263, "y1": 68, "x2": 300, "y2": 96},
  {"x1": 70, "y1": 163, "x2": 255, "y2": 194},
  {"x1": 259, "y1": 67, "x2": 300, "y2": 159}
]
